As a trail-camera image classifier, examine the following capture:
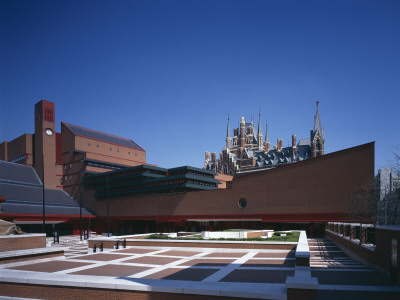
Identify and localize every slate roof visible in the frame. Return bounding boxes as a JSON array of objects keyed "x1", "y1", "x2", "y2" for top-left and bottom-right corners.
[
  {"x1": 0, "y1": 161, "x2": 41, "y2": 185},
  {"x1": 63, "y1": 122, "x2": 144, "y2": 151},
  {"x1": 204, "y1": 143, "x2": 312, "y2": 173},
  {"x1": 0, "y1": 161, "x2": 93, "y2": 217}
]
